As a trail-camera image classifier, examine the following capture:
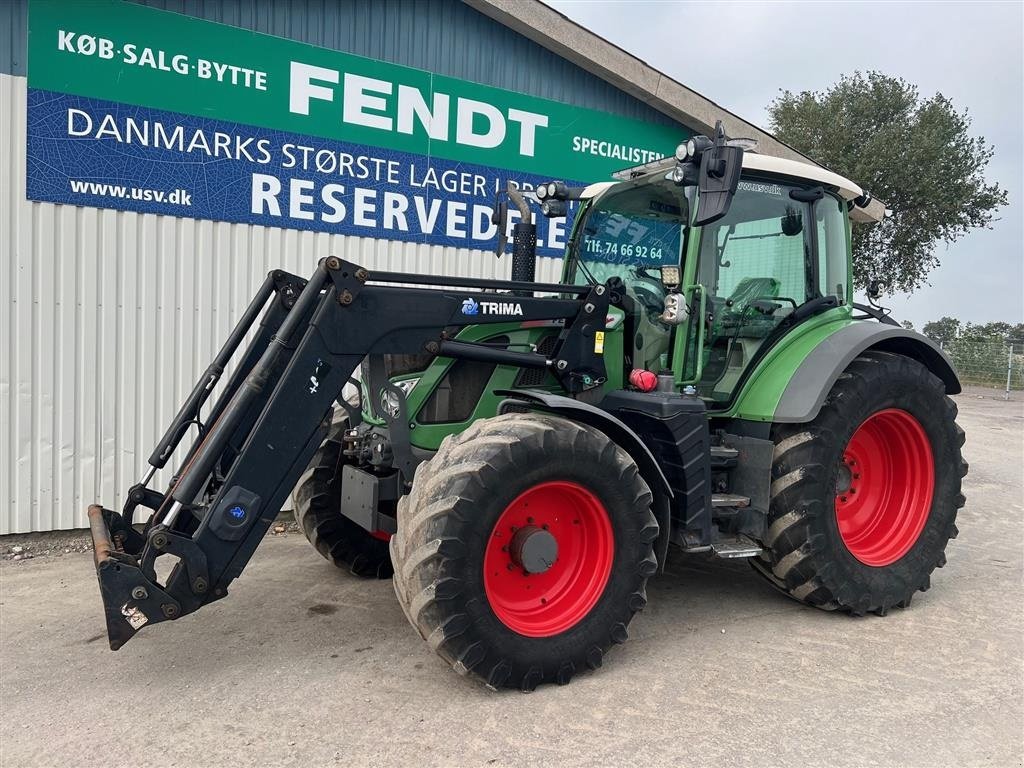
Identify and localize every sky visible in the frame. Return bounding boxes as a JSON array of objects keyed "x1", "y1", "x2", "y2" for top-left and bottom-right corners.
[{"x1": 546, "y1": 0, "x2": 1024, "y2": 329}]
